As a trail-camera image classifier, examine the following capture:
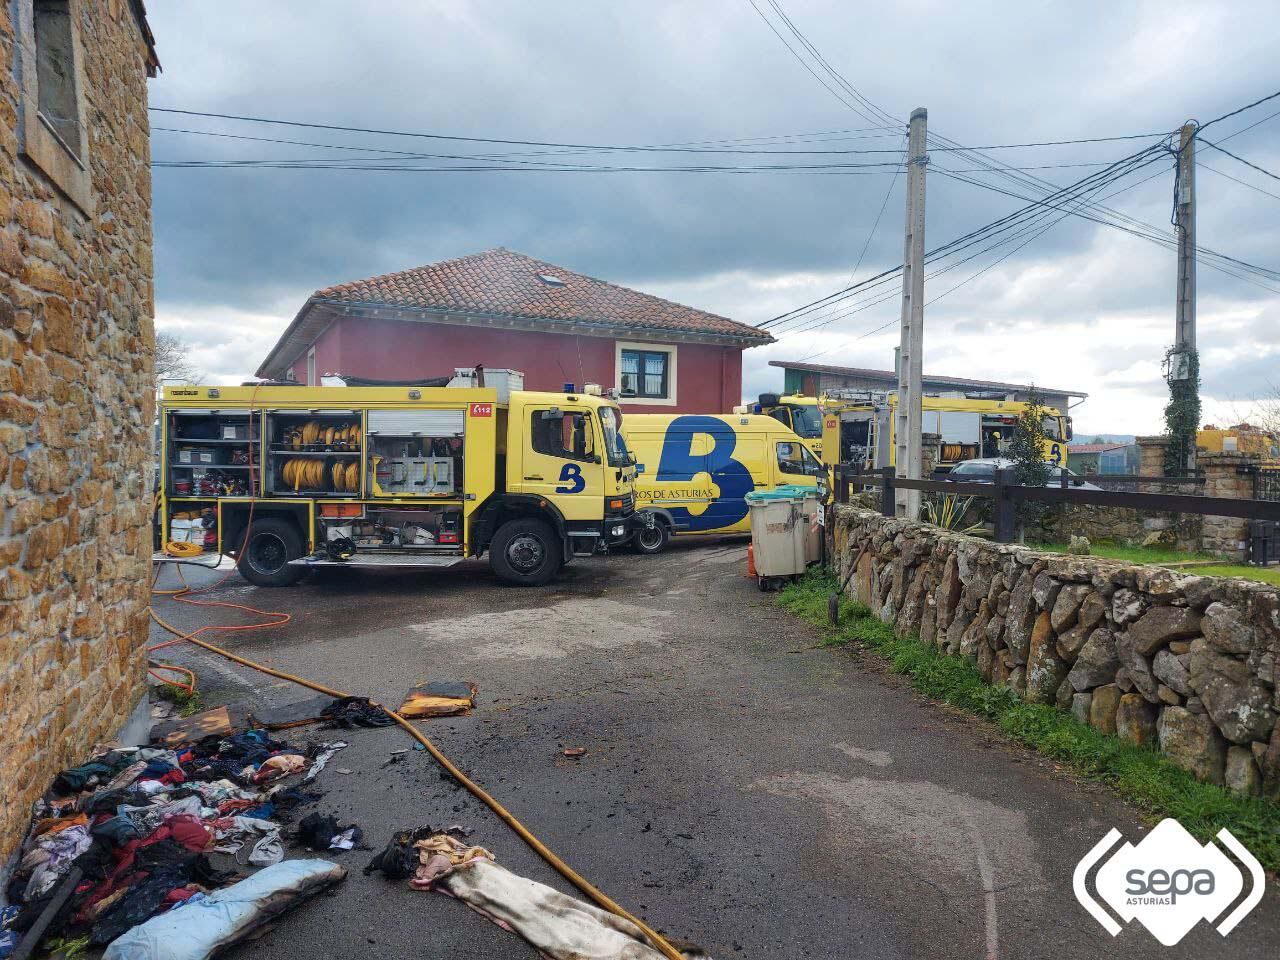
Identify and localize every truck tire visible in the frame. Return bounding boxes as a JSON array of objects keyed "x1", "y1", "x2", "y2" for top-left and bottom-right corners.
[
  {"x1": 236, "y1": 517, "x2": 306, "y2": 587},
  {"x1": 632, "y1": 519, "x2": 670, "y2": 555},
  {"x1": 490, "y1": 518, "x2": 562, "y2": 586}
]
